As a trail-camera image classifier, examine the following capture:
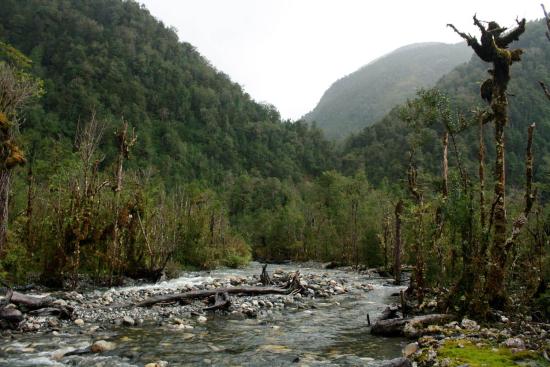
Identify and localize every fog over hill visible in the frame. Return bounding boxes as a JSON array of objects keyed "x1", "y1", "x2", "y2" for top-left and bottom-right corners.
[{"x1": 304, "y1": 42, "x2": 472, "y2": 139}]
